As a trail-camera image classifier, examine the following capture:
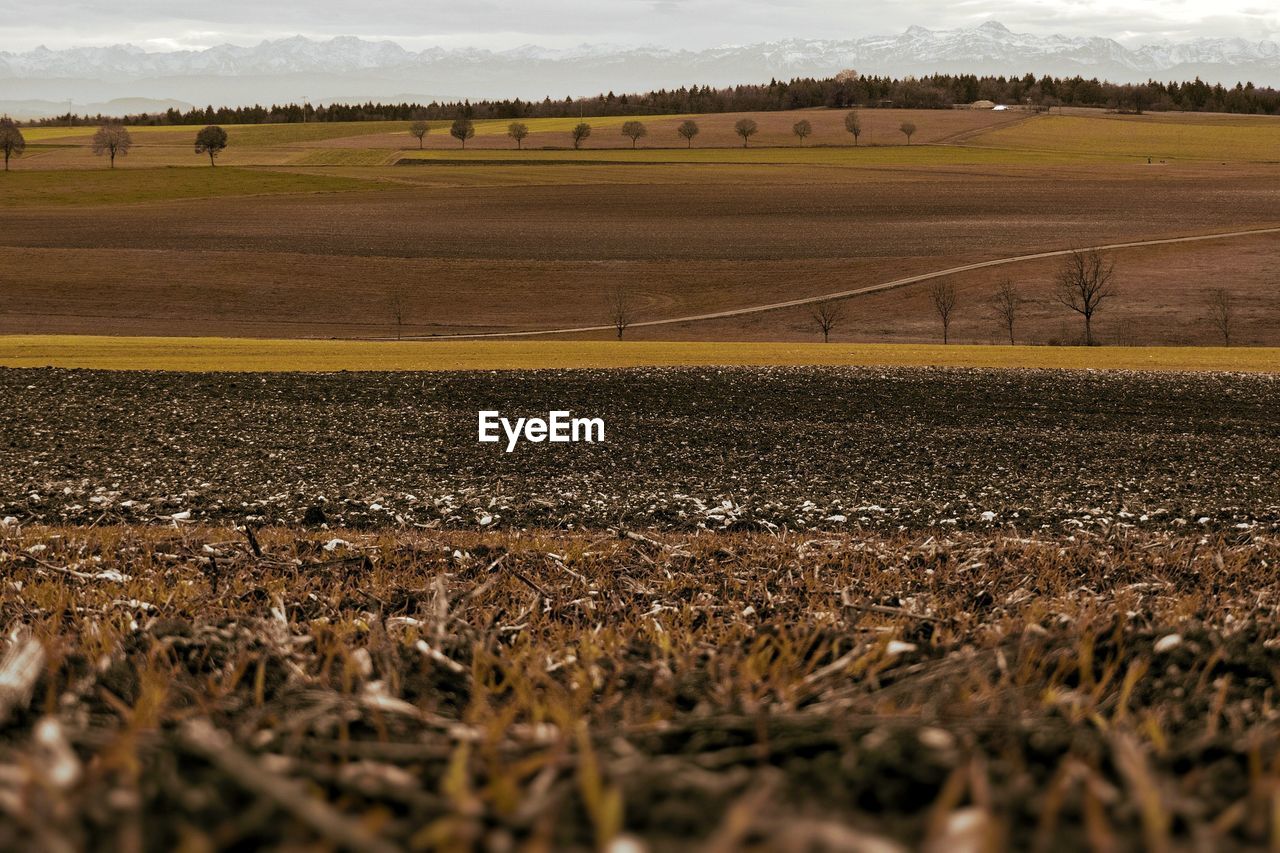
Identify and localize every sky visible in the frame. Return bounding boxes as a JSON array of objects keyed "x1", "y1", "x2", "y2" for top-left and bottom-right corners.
[{"x1": 0, "y1": 0, "x2": 1275, "y2": 53}]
